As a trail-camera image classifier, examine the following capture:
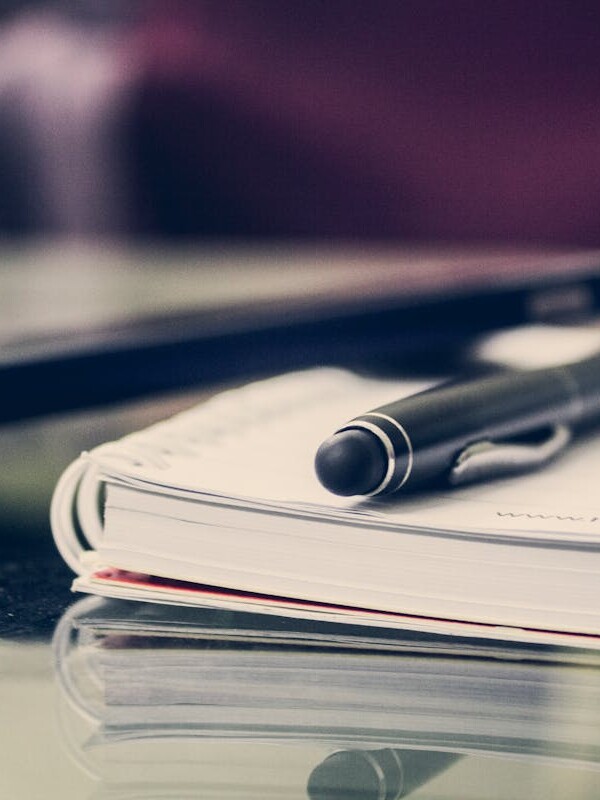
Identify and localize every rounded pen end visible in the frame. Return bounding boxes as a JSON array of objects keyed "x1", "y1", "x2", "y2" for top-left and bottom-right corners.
[{"x1": 315, "y1": 429, "x2": 387, "y2": 496}]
